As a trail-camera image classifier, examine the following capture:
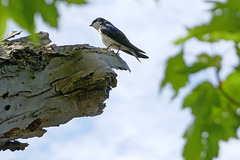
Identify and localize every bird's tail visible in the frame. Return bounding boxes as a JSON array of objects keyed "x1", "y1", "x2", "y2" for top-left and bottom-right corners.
[
  {"x1": 137, "y1": 52, "x2": 149, "y2": 59},
  {"x1": 122, "y1": 49, "x2": 149, "y2": 62}
]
